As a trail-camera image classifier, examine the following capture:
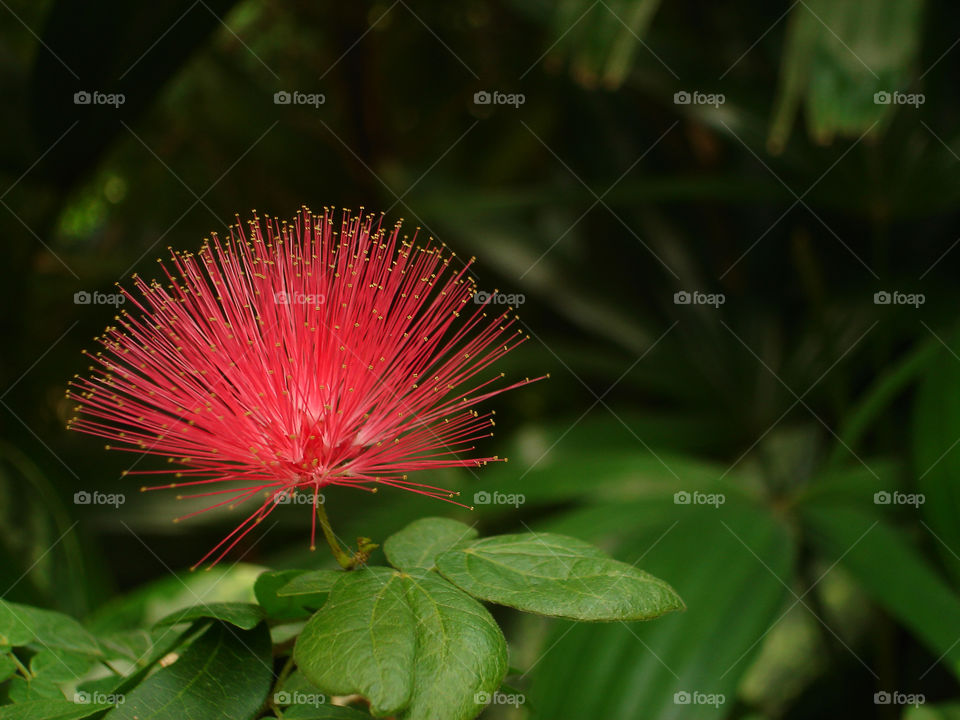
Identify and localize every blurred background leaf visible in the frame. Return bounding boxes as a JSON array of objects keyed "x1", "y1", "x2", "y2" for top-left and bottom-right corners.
[{"x1": 769, "y1": 0, "x2": 925, "y2": 150}]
